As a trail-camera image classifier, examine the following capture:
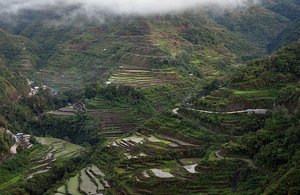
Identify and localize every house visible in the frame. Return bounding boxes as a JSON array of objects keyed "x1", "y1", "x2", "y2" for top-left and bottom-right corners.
[
  {"x1": 17, "y1": 133, "x2": 32, "y2": 149},
  {"x1": 246, "y1": 109, "x2": 268, "y2": 115}
]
